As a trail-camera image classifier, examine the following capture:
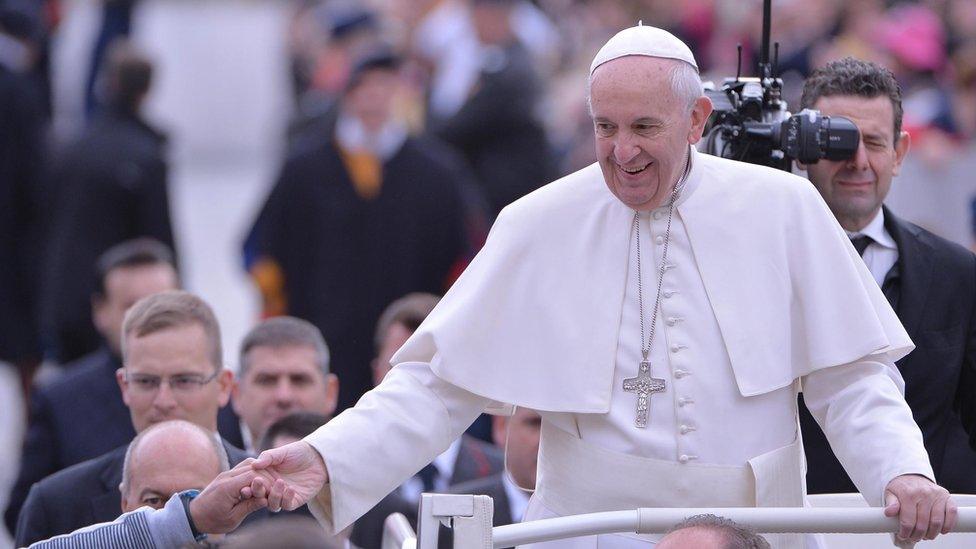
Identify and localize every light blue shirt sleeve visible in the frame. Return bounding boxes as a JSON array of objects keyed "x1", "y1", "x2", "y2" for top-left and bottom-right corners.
[{"x1": 26, "y1": 493, "x2": 193, "y2": 549}]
